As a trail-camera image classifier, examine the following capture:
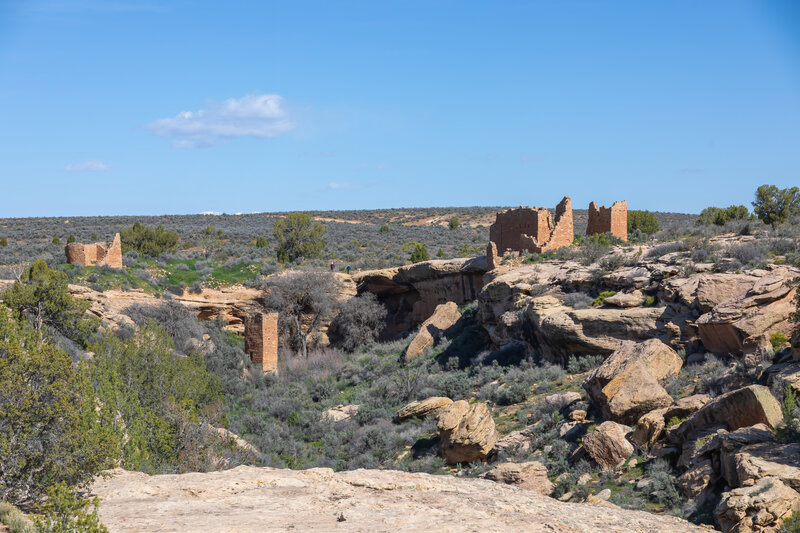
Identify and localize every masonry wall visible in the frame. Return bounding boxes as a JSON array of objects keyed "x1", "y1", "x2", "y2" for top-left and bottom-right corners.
[
  {"x1": 489, "y1": 196, "x2": 574, "y2": 254},
  {"x1": 244, "y1": 312, "x2": 279, "y2": 374},
  {"x1": 64, "y1": 233, "x2": 123, "y2": 269},
  {"x1": 489, "y1": 207, "x2": 551, "y2": 254},
  {"x1": 586, "y1": 200, "x2": 628, "y2": 242}
]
